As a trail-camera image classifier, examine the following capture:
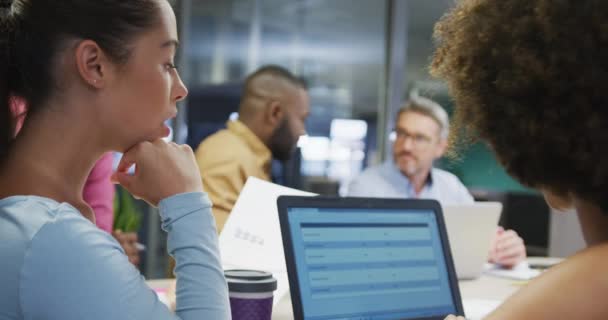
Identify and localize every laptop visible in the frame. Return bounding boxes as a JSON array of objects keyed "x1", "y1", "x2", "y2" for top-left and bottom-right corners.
[
  {"x1": 442, "y1": 203, "x2": 502, "y2": 280},
  {"x1": 278, "y1": 196, "x2": 465, "y2": 320}
]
